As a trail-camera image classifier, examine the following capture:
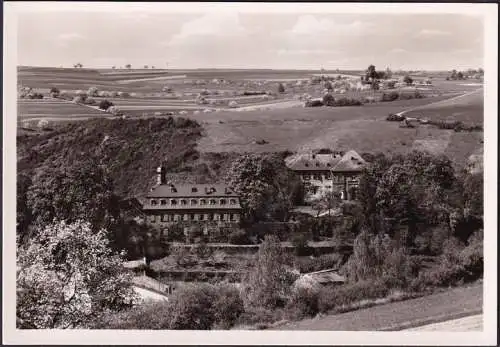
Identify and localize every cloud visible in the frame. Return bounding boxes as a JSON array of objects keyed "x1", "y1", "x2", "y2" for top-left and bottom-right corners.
[
  {"x1": 288, "y1": 15, "x2": 368, "y2": 36},
  {"x1": 167, "y1": 12, "x2": 247, "y2": 46},
  {"x1": 416, "y1": 29, "x2": 451, "y2": 37}
]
